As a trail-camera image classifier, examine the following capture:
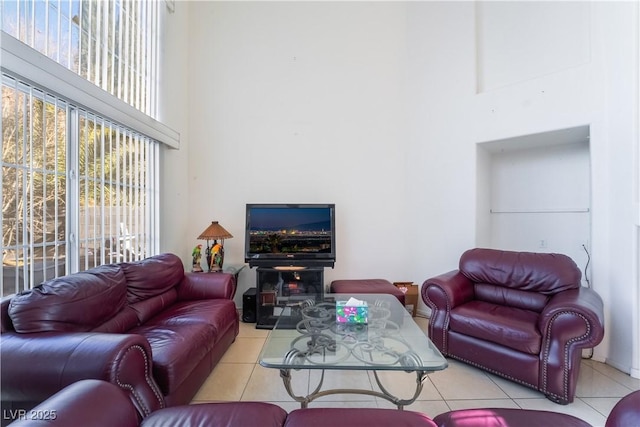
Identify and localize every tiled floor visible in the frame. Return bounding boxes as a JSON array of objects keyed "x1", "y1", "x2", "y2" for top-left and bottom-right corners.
[{"x1": 192, "y1": 317, "x2": 640, "y2": 427}]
